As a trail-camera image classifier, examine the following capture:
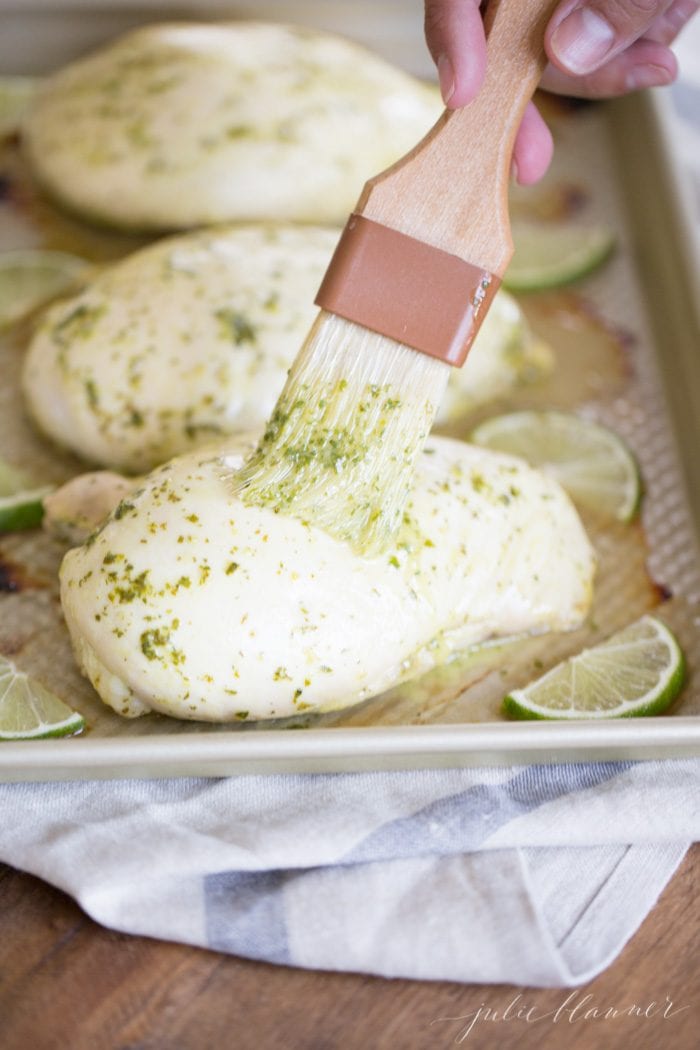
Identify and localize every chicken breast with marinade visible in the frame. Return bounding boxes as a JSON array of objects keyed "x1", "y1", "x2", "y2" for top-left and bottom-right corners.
[
  {"x1": 60, "y1": 434, "x2": 595, "y2": 723},
  {"x1": 23, "y1": 22, "x2": 442, "y2": 229},
  {"x1": 23, "y1": 225, "x2": 551, "y2": 473}
]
